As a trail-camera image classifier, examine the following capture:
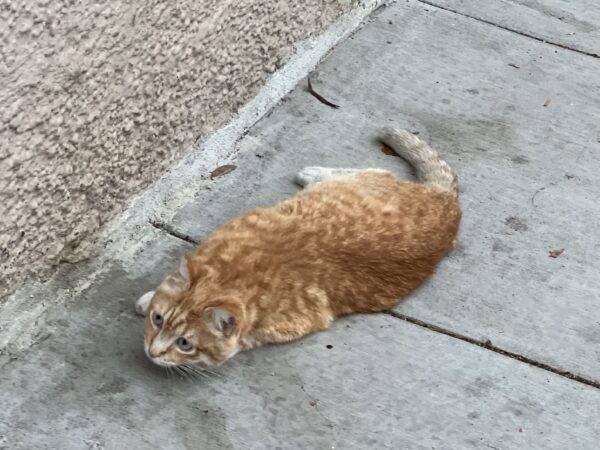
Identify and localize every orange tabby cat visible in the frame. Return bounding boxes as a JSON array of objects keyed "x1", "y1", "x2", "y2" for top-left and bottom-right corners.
[{"x1": 136, "y1": 127, "x2": 461, "y2": 369}]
